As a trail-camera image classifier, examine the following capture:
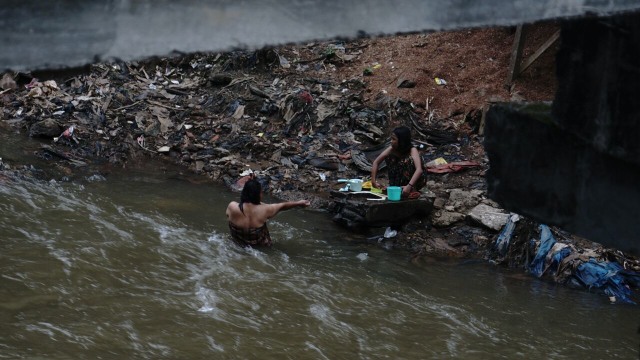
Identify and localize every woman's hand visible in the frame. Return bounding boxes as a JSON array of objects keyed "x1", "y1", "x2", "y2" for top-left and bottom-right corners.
[
  {"x1": 298, "y1": 200, "x2": 311, "y2": 207},
  {"x1": 402, "y1": 185, "x2": 412, "y2": 195}
]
